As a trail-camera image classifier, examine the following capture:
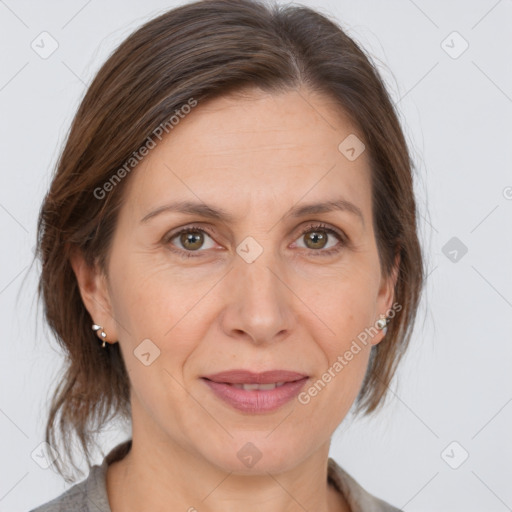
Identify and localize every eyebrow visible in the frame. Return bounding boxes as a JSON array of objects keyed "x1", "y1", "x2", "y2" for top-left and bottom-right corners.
[{"x1": 140, "y1": 197, "x2": 365, "y2": 226}]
